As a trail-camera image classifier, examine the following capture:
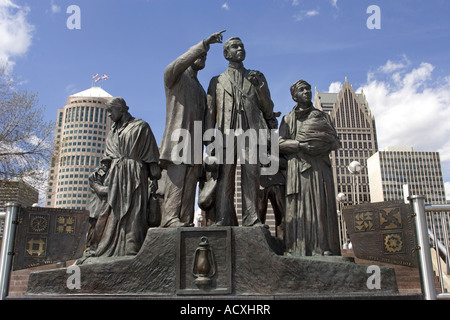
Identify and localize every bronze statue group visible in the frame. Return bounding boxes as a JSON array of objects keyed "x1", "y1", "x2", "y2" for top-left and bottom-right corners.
[{"x1": 81, "y1": 31, "x2": 342, "y2": 263}]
